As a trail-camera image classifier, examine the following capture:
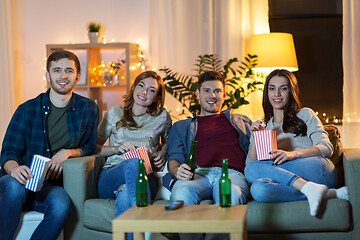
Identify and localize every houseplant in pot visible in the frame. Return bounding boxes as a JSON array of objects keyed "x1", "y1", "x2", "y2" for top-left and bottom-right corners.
[
  {"x1": 88, "y1": 22, "x2": 101, "y2": 43},
  {"x1": 159, "y1": 54, "x2": 263, "y2": 117}
]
